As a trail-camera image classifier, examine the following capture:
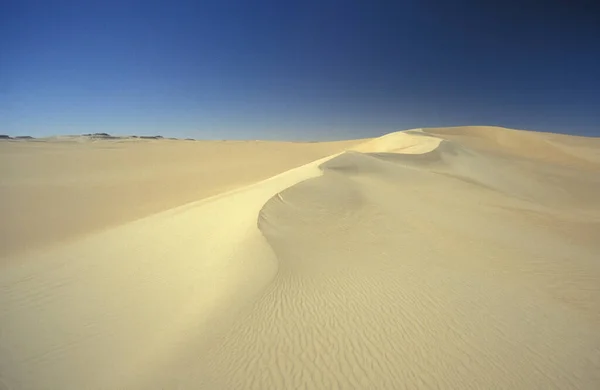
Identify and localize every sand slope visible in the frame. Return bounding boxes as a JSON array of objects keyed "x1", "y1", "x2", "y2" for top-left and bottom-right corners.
[
  {"x1": 0, "y1": 138, "x2": 361, "y2": 257},
  {"x1": 1, "y1": 127, "x2": 599, "y2": 389}
]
